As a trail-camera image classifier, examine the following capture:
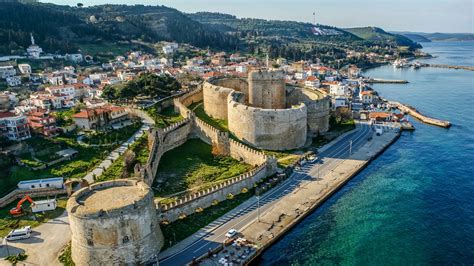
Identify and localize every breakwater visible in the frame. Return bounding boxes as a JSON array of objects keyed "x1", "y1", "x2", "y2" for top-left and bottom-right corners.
[
  {"x1": 425, "y1": 64, "x2": 474, "y2": 71},
  {"x1": 390, "y1": 100, "x2": 451, "y2": 128},
  {"x1": 365, "y1": 78, "x2": 409, "y2": 84}
]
